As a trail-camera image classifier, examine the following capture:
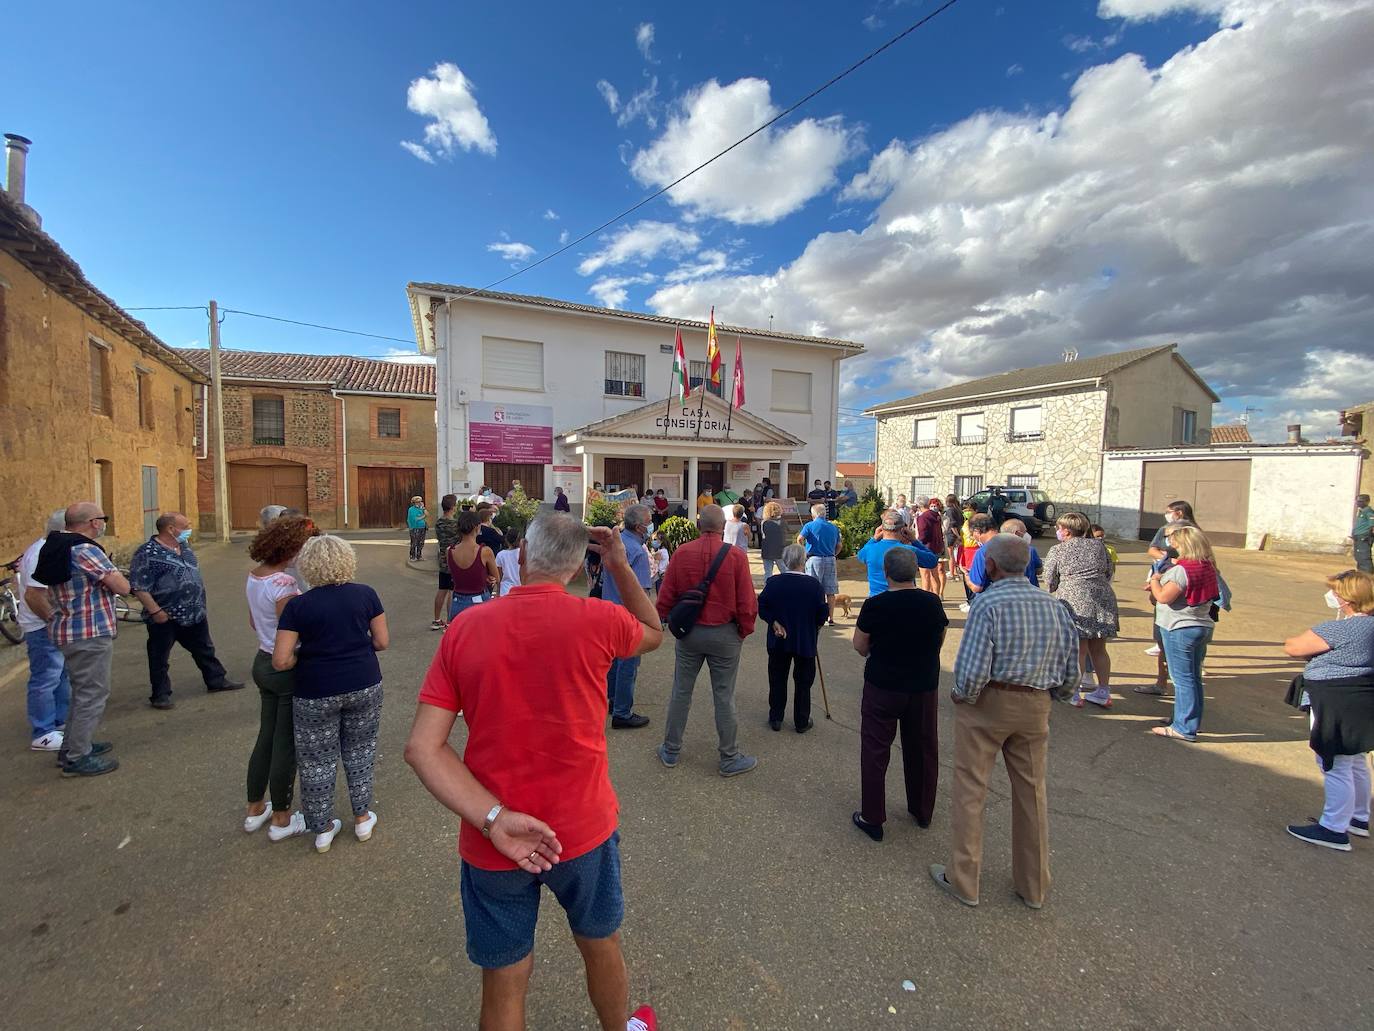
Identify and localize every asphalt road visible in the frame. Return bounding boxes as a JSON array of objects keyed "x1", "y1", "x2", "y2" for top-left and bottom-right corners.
[{"x1": 2, "y1": 535, "x2": 1370, "y2": 1030}]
